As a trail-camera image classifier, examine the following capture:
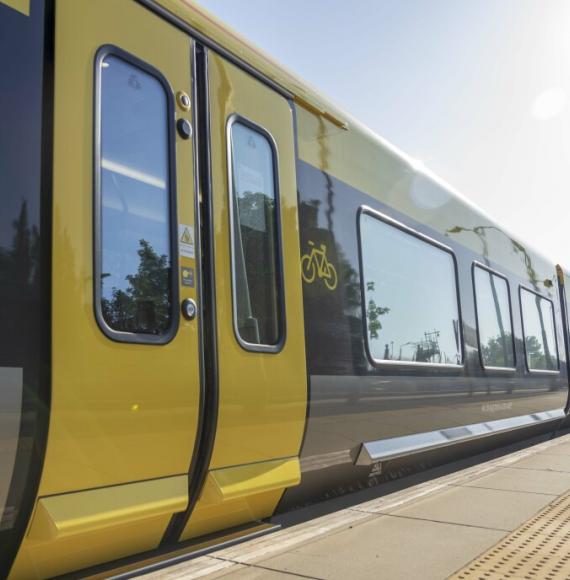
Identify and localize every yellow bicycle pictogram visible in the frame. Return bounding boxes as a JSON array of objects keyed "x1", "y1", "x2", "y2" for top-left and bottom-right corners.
[{"x1": 301, "y1": 241, "x2": 338, "y2": 291}]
